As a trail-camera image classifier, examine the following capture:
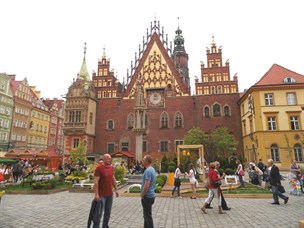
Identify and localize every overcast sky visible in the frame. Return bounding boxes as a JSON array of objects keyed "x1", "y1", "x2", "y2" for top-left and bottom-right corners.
[{"x1": 1, "y1": 0, "x2": 303, "y2": 99}]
